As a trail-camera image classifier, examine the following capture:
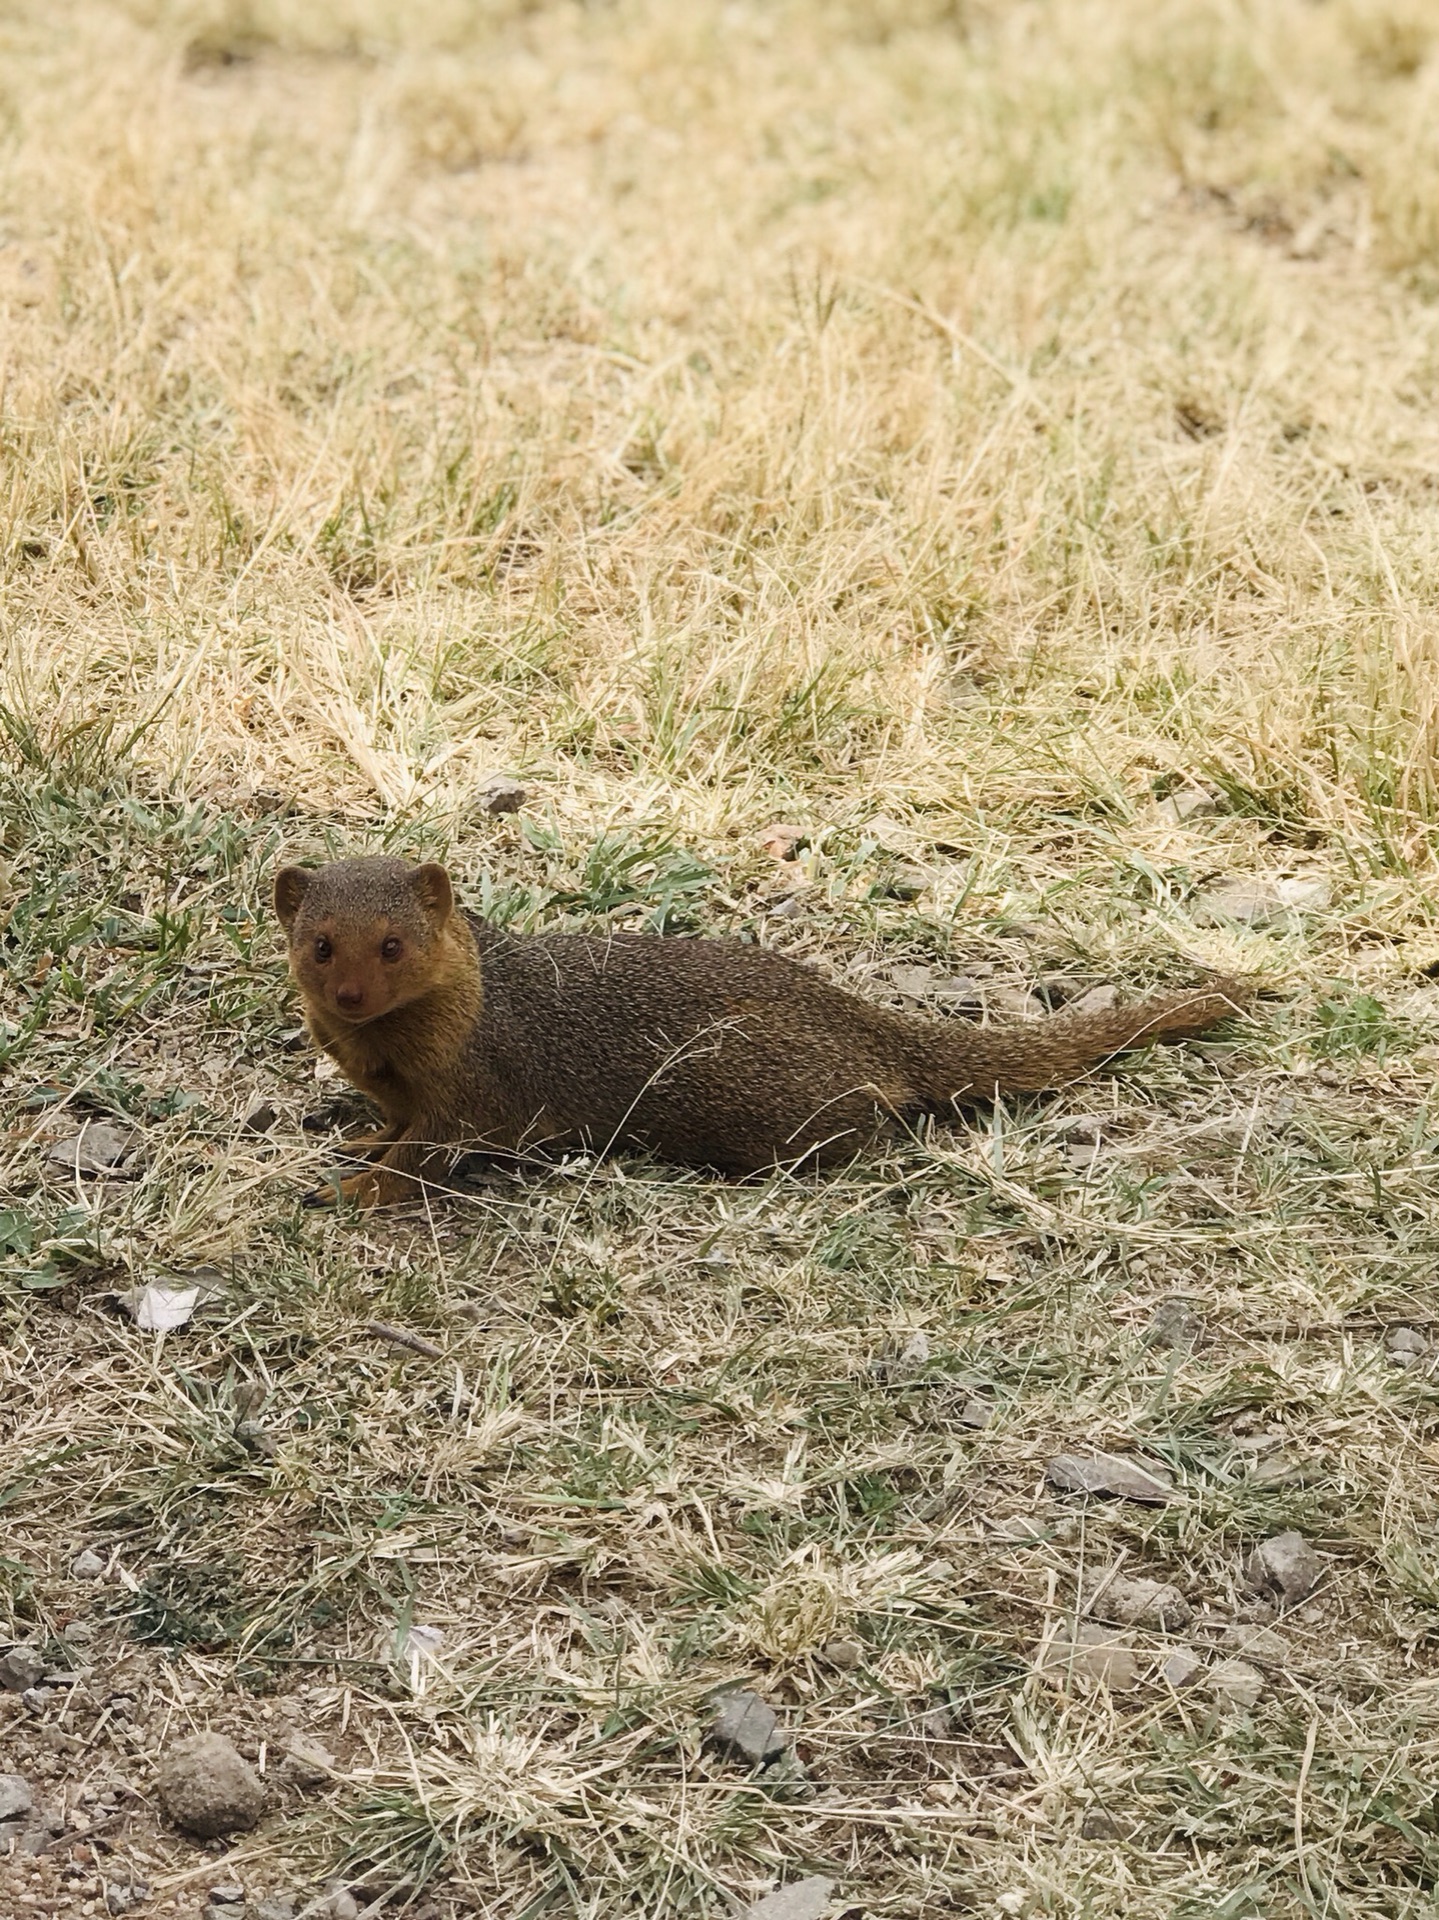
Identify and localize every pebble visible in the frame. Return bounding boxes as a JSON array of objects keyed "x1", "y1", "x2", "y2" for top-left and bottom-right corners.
[
  {"x1": 1046, "y1": 1453, "x2": 1174, "y2": 1505},
  {"x1": 476, "y1": 773, "x2": 526, "y2": 815},
  {"x1": 1161, "y1": 1649, "x2": 1203, "y2": 1689},
  {"x1": 242, "y1": 1103, "x2": 278, "y2": 1134},
  {"x1": 1220, "y1": 1624, "x2": 1292, "y2": 1668},
  {"x1": 105, "y1": 1883, "x2": 150, "y2": 1915},
  {"x1": 327, "y1": 1890, "x2": 360, "y2": 1920},
  {"x1": 282, "y1": 1732, "x2": 335, "y2": 1786},
  {"x1": 817, "y1": 1639, "x2": 864, "y2": 1671},
  {"x1": 1040, "y1": 1623, "x2": 1141, "y2": 1692},
  {"x1": 1088, "y1": 1573, "x2": 1193, "y2": 1632},
  {"x1": 957, "y1": 1396, "x2": 992, "y2": 1429},
  {"x1": 1145, "y1": 1297, "x2": 1206, "y2": 1352},
  {"x1": 46, "y1": 1121, "x2": 141, "y2": 1177},
  {"x1": 253, "y1": 1900, "x2": 297, "y2": 1920},
  {"x1": 992, "y1": 1515, "x2": 1049, "y2": 1543},
  {"x1": 1209, "y1": 1658, "x2": 1265, "y2": 1711},
  {"x1": 1080, "y1": 1808, "x2": 1139, "y2": 1839},
  {"x1": 70, "y1": 1549, "x2": 106, "y2": 1581},
  {"x1": 0, "y1": 1774, "x2": 33, "y2": 1820},
  {"x1": 0, "y1": 1646, "x2": 46, "y2": 1691},
  {"x1": 1244, "y1": 1531, "x2": 1323, "y2": 1608},
  {"x1": 710, "y1": 1690, "x2": 787, "y2": 1766},
  {"x1": 155, "y1": 1732, "x2": 264, "y2": 1837},
  {"x1": 1385, "y1": 1326, "x2": 1430, "y2": 1366},
  {"x1": 208, "y1": 1886, "x2": 245, "y2": 1906},
  {"x1": 746, "y1": 1877, "x2": 834, "y2": 1920},
  {"x1": 1157, "y1": 784, "x2": 1220, "y2": 824},
  {"x1": 1192, "y1": 875, "x2": 1330, "y2": 927}
]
